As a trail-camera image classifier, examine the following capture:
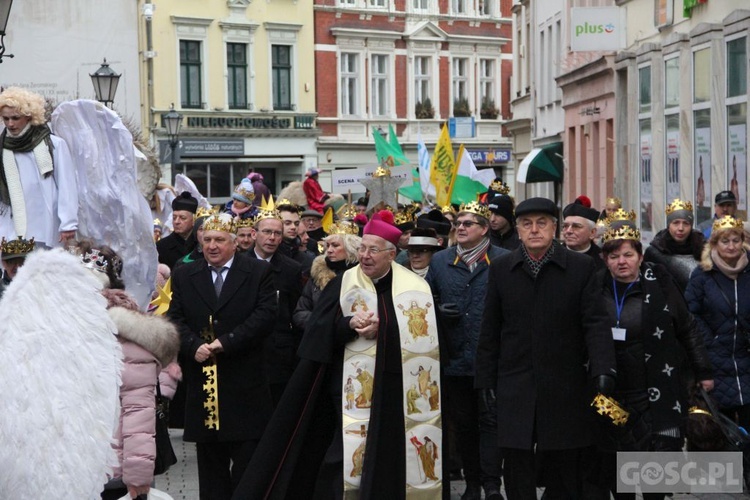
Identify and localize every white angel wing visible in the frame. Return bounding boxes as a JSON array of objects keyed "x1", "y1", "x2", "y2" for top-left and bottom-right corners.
[
  {"x1": 50, "y1": 100, "x2": 157, "y2": 310},
  {"x1": 0, "y1": 249, "x2": 121, "y2": 499},
  {"x1": 175, "y1": 173, "x2": 211, "y2": 210}
]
